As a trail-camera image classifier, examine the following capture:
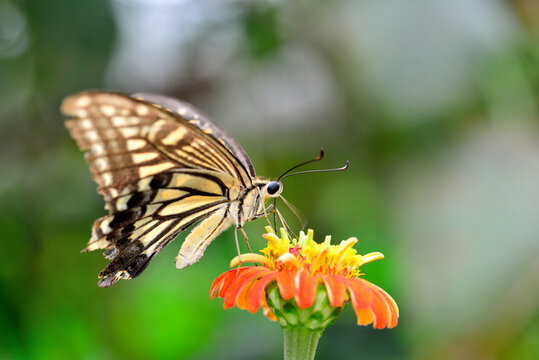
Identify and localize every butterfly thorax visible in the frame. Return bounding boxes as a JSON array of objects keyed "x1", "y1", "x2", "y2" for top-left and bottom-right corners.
[{"x1": 230, "y1": 176, "x2": 271, "y2": 227}]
